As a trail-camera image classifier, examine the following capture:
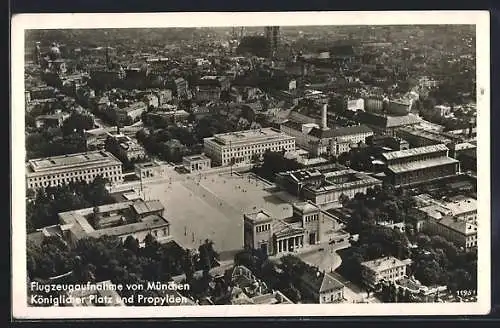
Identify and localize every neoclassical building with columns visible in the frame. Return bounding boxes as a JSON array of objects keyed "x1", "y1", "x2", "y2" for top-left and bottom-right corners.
[{"x1": 243, "y1": 201, "x2": 350, "y2": 256}]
